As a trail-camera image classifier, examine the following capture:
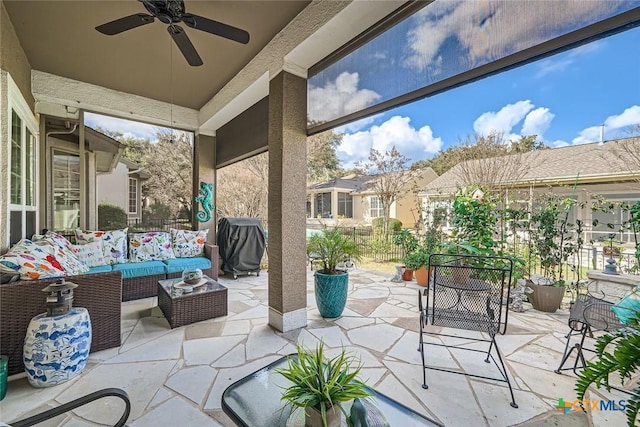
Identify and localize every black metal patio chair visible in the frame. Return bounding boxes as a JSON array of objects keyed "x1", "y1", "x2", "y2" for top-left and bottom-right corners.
[
  {"x1": 555, "y1": 288, "x2": 628, "y2": 375},
  {"x1": 418, "y1": 253, "x2": 518, "y2": 408}
]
